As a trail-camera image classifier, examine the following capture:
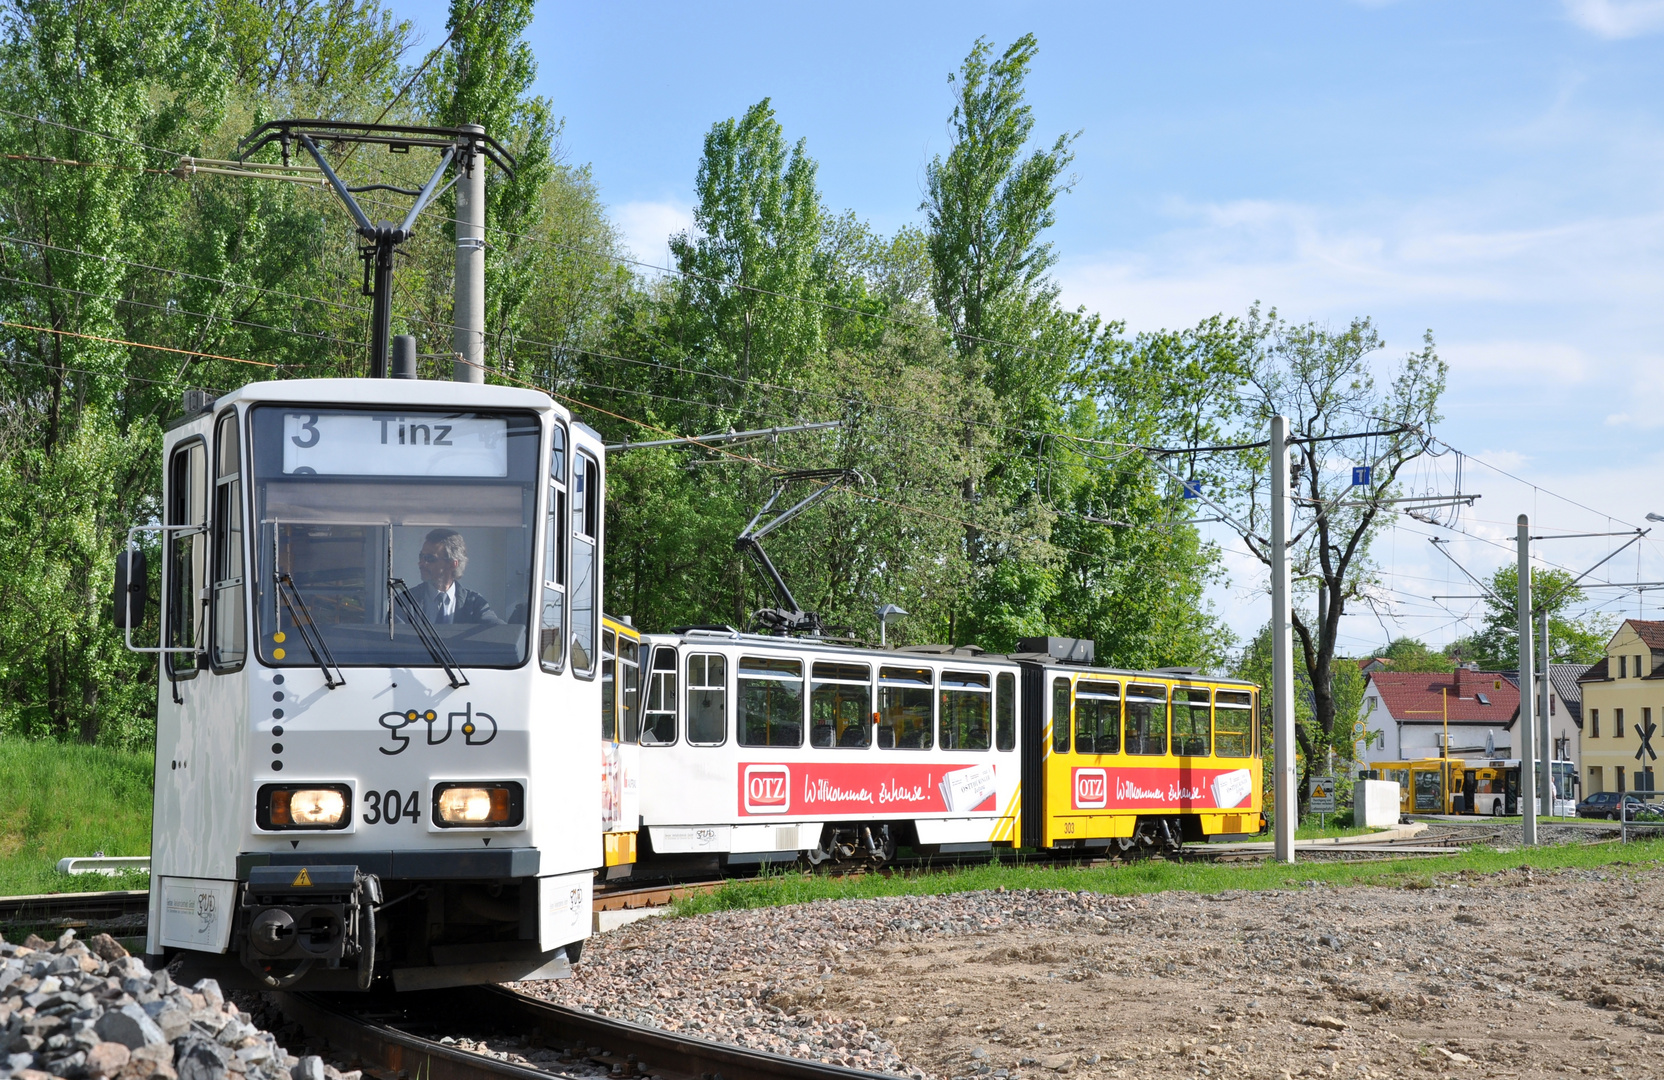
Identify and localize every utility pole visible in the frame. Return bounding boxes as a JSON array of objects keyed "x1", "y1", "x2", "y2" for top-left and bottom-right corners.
[
  {"x1": 454, "y1": 122, "x2": 486, "y2": 384},
  {"x1": 1272, "y1": 416, "x2": 1297, "y2": 864},
  {"x1": 231, "y1": 121, "x2": 513, "y2": 380},
  {"x1": 1539, "y1": 606, "x2": 1552, "y2": 815},
  {"x1": 1517, "y1": 515, "x2": 1537, "y2": 845}
]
